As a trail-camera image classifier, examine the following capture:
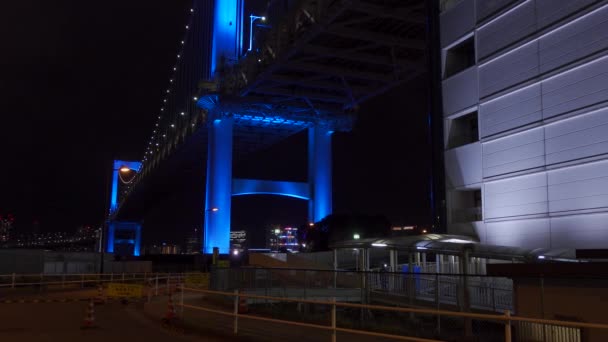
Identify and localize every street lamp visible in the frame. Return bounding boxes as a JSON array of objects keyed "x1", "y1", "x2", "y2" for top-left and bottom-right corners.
[
  {"x1": 119, "y1": 166, "x2": 131, "y2": 173},
  {"x1": 248, "y1": 15, "x2": 266, "y2": 52}
]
